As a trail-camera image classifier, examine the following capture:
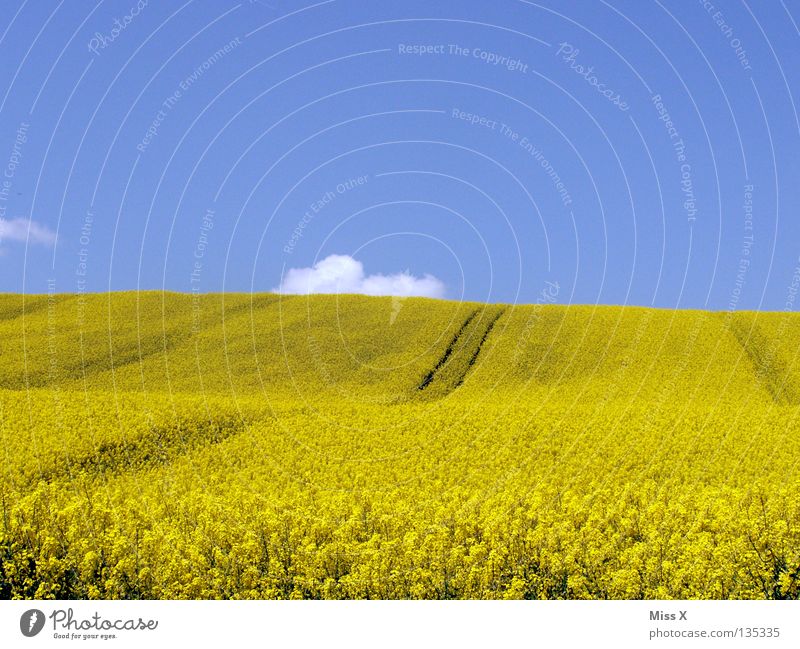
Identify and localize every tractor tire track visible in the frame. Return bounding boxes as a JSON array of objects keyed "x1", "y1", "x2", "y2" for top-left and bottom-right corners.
[
  {"x1": 416, "y1": 306, "x2": 506, "y2": 400},
  {"x1": 724, "y1": 314, "x2": 799, "y2": 404}
]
